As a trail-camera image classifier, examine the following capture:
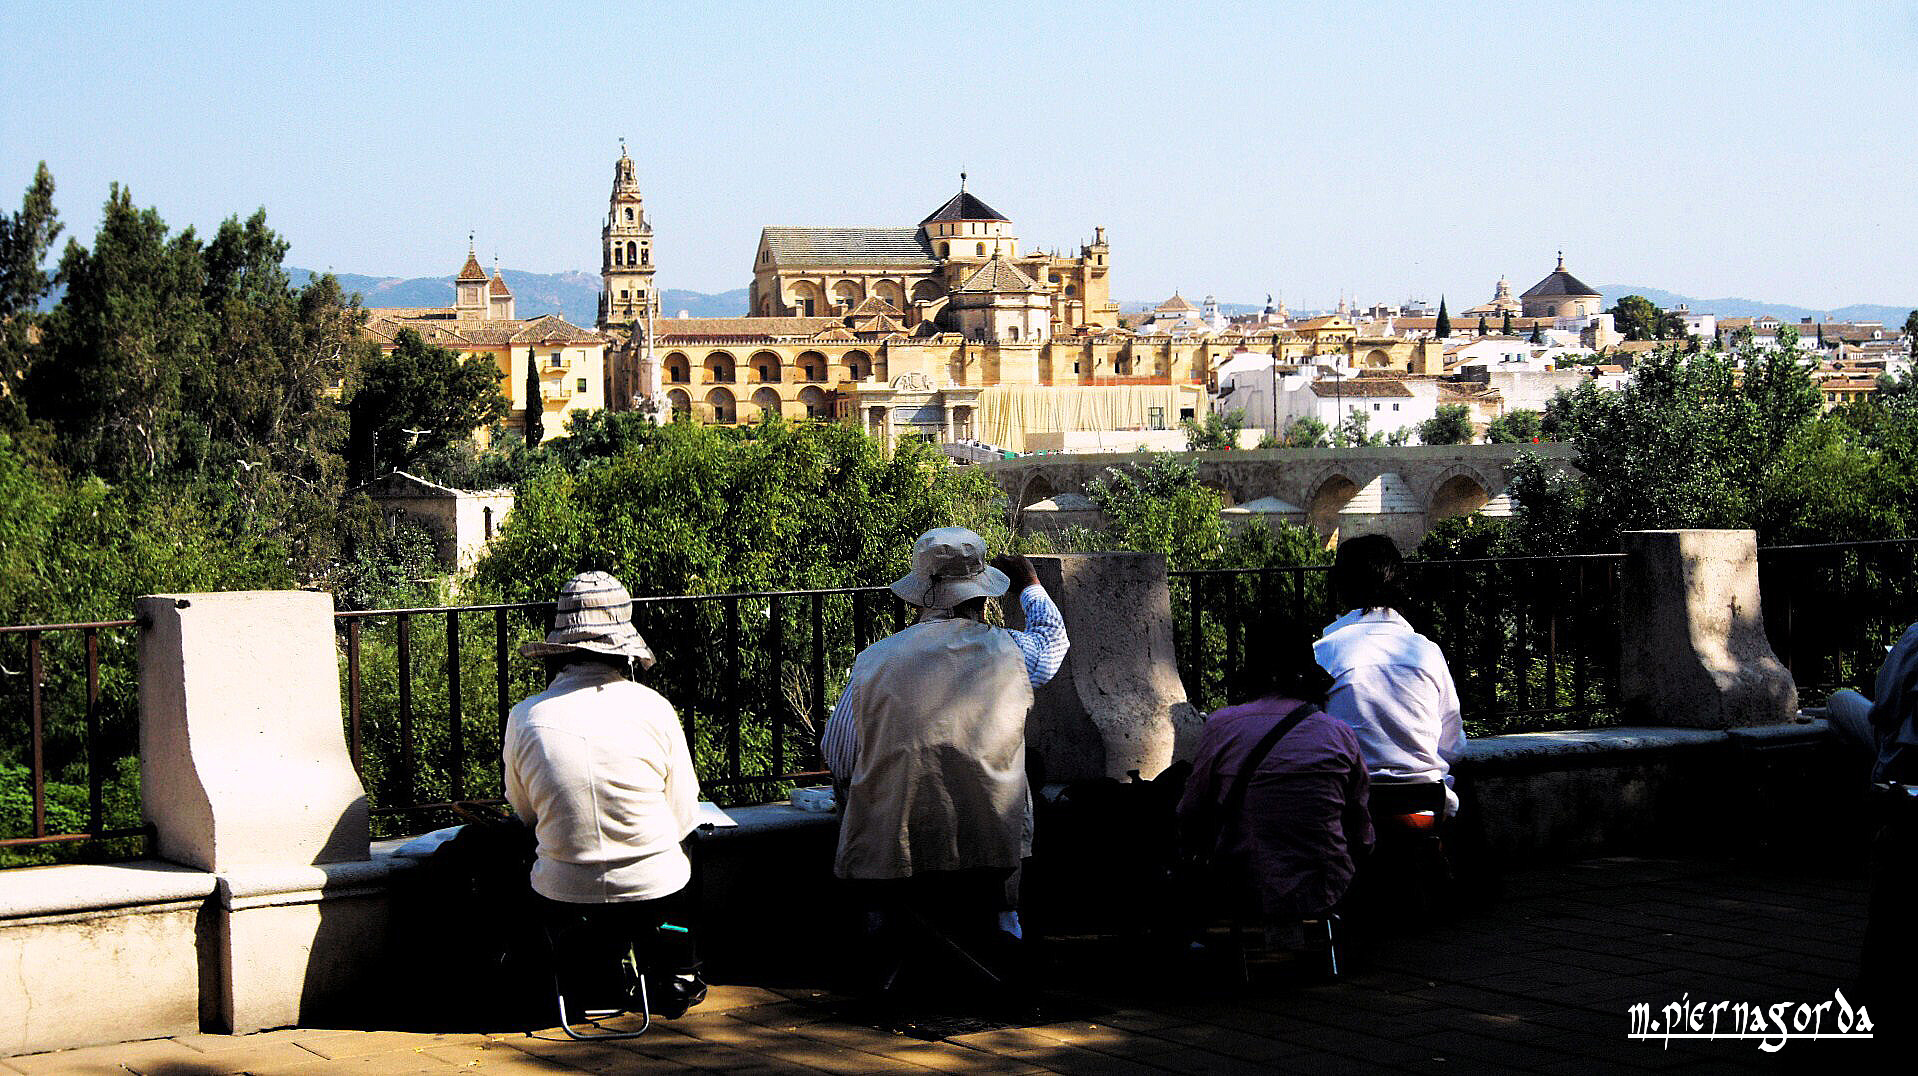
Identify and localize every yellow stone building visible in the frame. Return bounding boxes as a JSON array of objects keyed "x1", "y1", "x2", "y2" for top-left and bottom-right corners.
[
  {"x1": 747, "y1": 178, "x2": 1121, "y2": 335},
  {"x1": 598, "y1": 153, "x2": 1440, "y2": 450},
  {"x1": 363, "y1": 245, "x2": 610, "y2": 439}
]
